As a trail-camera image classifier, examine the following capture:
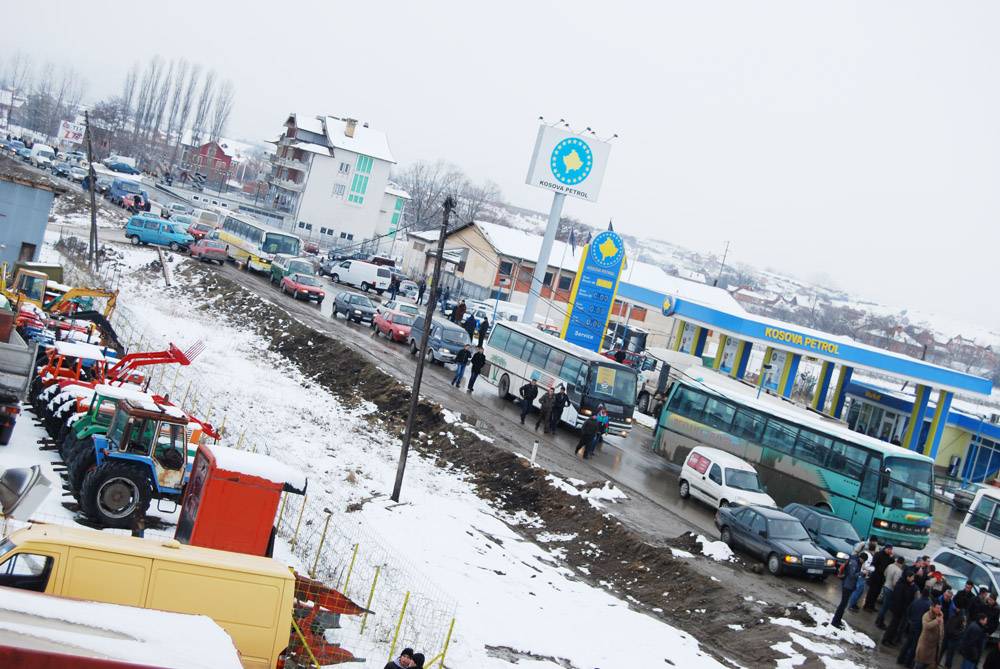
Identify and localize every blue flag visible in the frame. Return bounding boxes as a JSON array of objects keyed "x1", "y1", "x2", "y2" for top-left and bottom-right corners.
[{"x1": 569, "y1": 228, "x2": 576, "y2": 256}]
